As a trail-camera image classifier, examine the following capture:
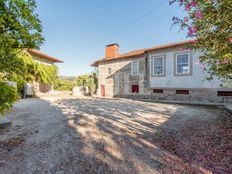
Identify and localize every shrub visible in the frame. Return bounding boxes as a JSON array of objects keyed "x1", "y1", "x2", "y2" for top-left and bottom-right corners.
[
  {"x1": 76, "y1": 72, "x2": 97, "y2": 95},
  {"x1": 0, "y1": 82, "x2": 18, "y2": 115},
  {"x1": 54, "y1": 79, "x2": 75, "y2": 91}
]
